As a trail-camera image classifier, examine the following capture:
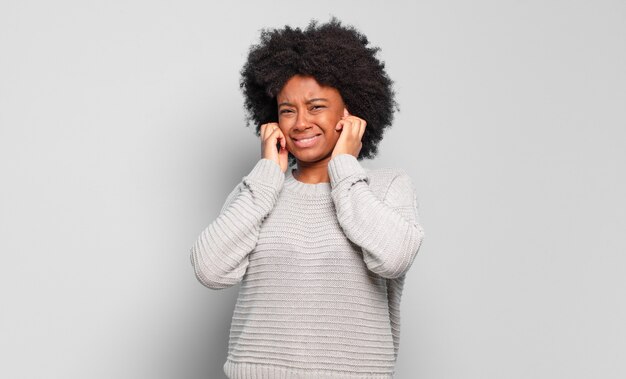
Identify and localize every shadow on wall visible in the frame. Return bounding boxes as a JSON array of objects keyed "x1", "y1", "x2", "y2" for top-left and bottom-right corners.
[
  {"x1": 181, "y1": 128, "x2": 257, "y2": 378},
  {"x1": 182, "y1": 284, "x2": 240, "y2": 379}
]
